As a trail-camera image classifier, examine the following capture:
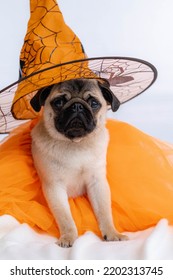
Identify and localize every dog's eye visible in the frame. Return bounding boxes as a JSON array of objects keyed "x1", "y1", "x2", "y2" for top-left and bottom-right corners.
[
  {"x1": 51, "y1": 96, "x2": 67, "y2": 109},
  {"x1": 87, "y1": 97, "x2": 101, "y2": 110}
]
